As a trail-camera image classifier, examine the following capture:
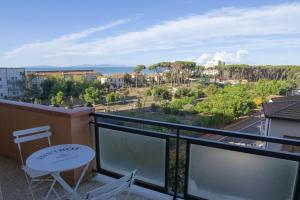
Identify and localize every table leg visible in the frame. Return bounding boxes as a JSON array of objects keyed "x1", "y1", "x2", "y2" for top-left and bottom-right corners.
[
  {"x1": 51, "y1": 172, "x2": 82, "y2": 200},
  {"x1": 74, "y1": 162, "x2": 90, "y2": 192}
]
